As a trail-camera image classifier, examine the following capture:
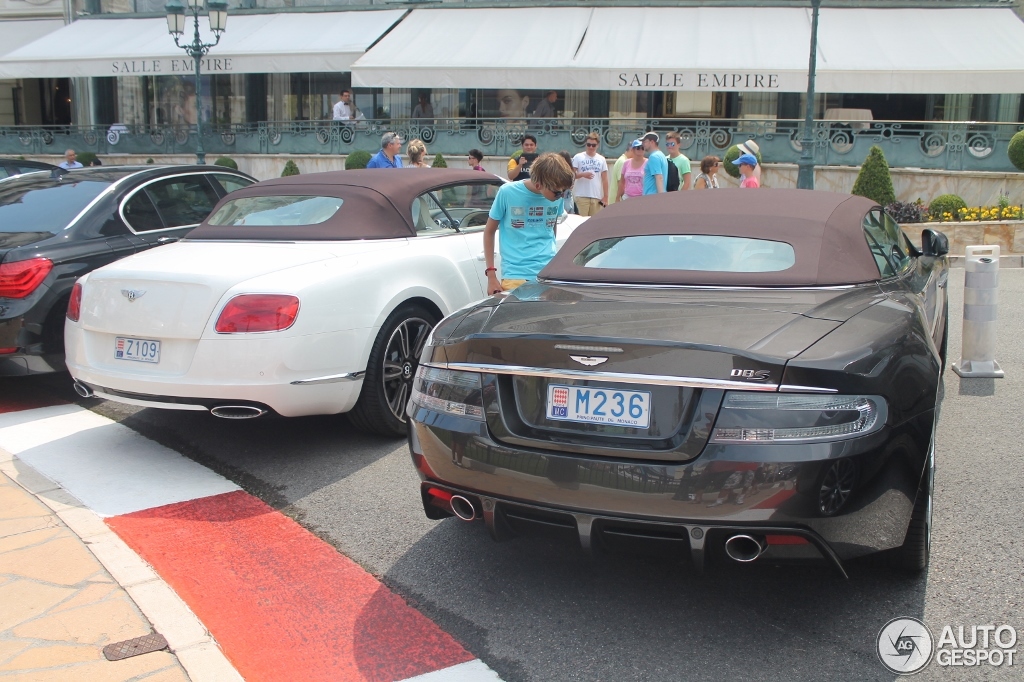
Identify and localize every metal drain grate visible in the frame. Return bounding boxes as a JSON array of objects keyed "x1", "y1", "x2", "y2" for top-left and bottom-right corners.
[{"x1": 103, "y1": 632, "x2": 169, "y2": 661}]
